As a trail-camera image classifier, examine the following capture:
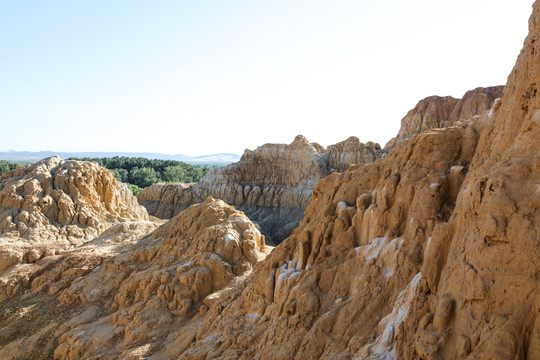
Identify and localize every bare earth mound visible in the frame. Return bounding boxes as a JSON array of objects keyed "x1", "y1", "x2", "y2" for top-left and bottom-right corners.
[{"x1": 0, "y1": 197, "x2": 267, "y2": 359}]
